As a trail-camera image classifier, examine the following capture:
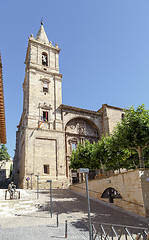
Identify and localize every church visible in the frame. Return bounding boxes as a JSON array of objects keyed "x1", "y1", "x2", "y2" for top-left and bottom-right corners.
[{"x1": 13, "y1": 22, "x2": 124, "y2": 189}]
